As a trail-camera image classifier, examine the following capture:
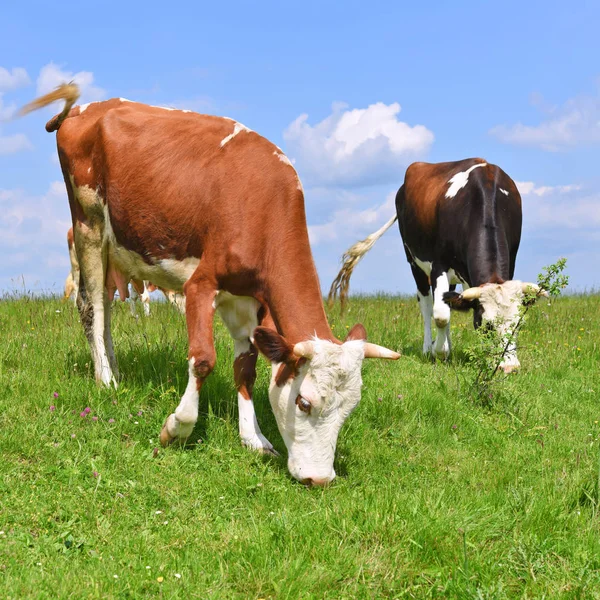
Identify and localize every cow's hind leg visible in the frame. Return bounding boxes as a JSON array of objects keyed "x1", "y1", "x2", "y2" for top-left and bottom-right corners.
[
  {"x1": 411, "y1": 265, "x2": 433, "y2": 356},
  {"x1": 160, "y1": 272, "x2": 217, "y2": 446},
  {"x1": 216, "y1": 293, "x2": 276, "y2": 455},
  {"x1": 73, "y1": 221, "x2": 117, "y2": 387},
  {"x1": 431, "y1": 266, "x2": 452, "y2": 359}
]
